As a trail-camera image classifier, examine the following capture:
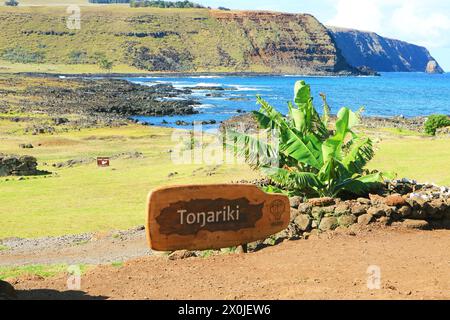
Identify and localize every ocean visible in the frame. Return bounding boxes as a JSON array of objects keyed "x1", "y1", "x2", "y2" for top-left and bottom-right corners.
[{"x1": 127, "y1": 72, "x2": 450, "y2": 130}]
